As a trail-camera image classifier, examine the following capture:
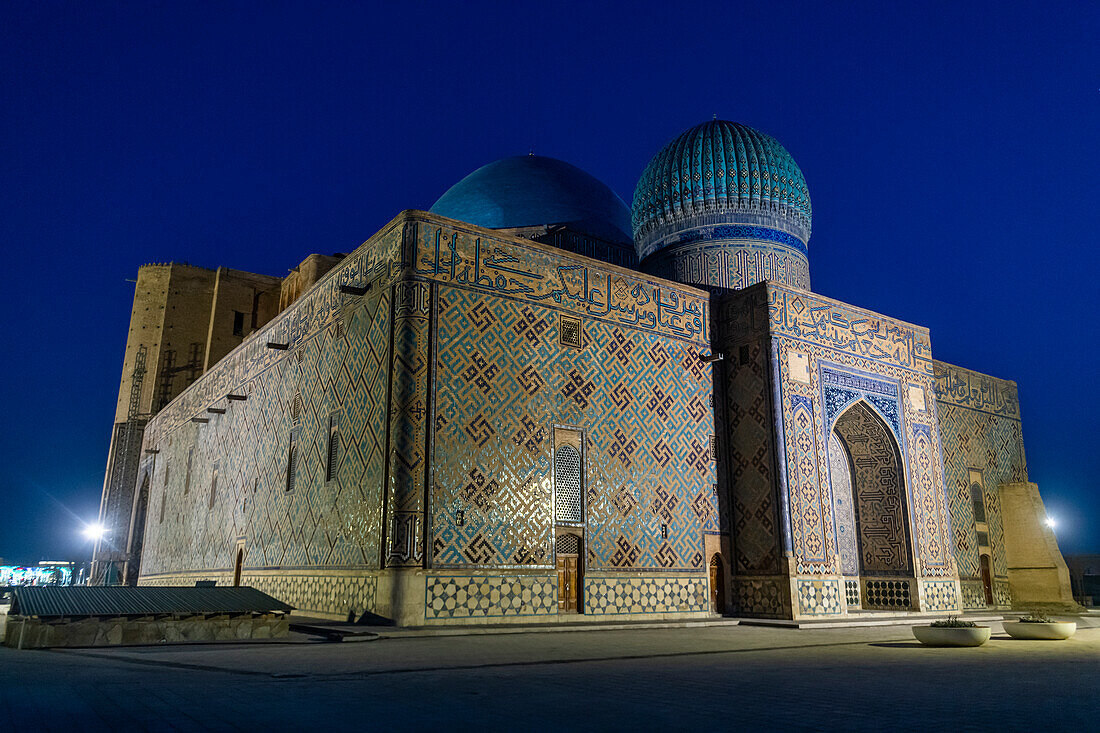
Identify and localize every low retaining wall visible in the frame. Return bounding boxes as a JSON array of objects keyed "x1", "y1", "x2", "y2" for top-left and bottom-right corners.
[{"x1": 4, "y1": 613, "x2": 288, "y2": 649}]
